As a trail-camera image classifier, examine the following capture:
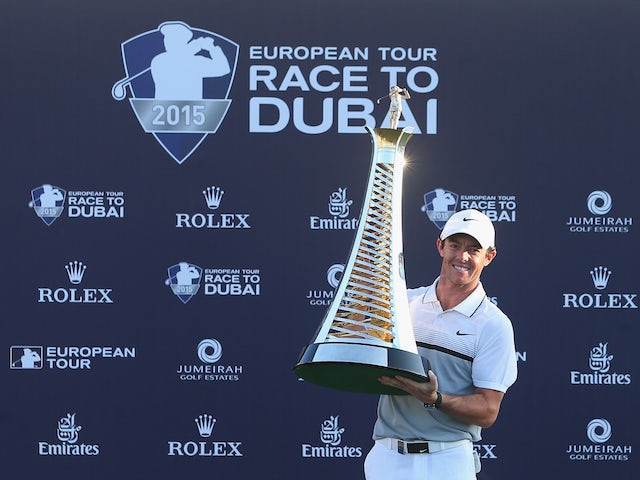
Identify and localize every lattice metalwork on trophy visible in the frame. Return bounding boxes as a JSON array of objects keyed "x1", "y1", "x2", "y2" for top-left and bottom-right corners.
[
  {"x1": 328, "y1": 161, "x2": 396, "y2": 344},
  {"x1": 295, "y1": 126, "x2": 429, "y2": 395}
]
